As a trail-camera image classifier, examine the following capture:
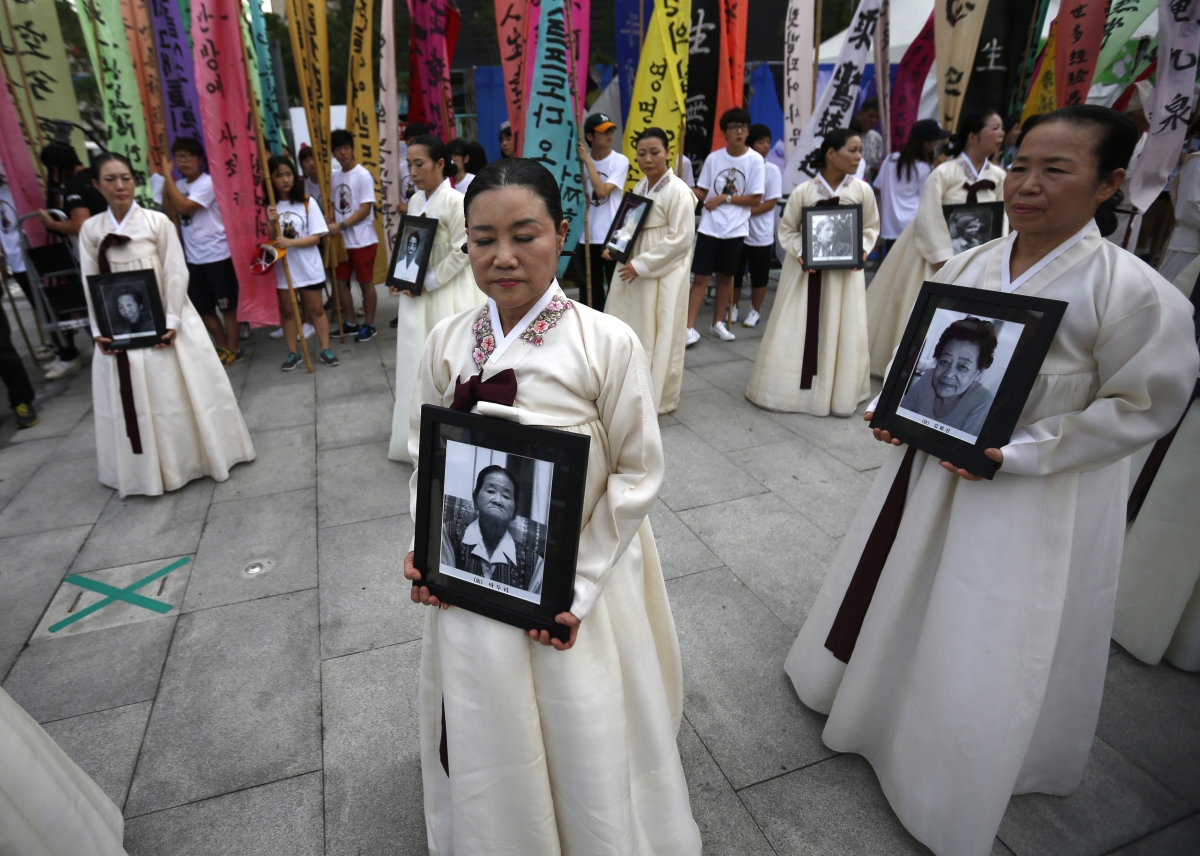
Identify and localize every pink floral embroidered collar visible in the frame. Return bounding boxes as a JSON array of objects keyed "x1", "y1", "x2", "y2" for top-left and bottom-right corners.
[{"x1": 472, "y1": 284, "x2": 573, "y2": 368}]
